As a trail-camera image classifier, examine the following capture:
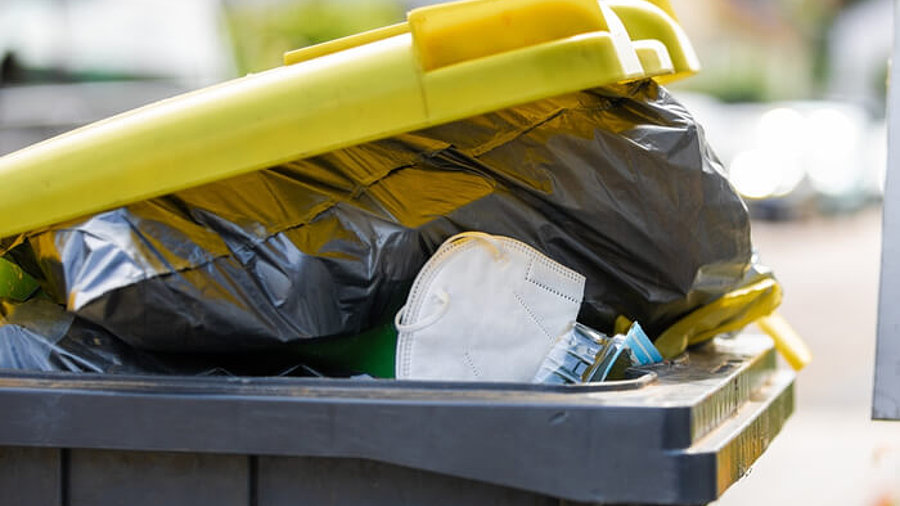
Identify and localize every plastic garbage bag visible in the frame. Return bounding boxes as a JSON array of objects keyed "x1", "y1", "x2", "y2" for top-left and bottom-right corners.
[
  {"x1": 1, "y1": 80, "x2": 769, "y2": 357},
  {"x1": 0, "y1": 297, "x2": 177, "y2": 374},
  {"x1": 0, "y1": 297, "x2": 334, "y2": 376}
]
